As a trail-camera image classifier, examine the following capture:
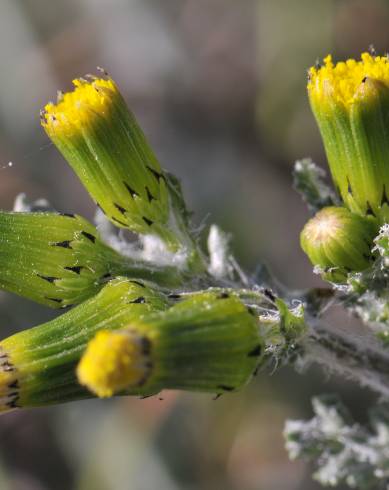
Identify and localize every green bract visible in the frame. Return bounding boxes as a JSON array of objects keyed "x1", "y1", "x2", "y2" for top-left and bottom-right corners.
[{"x1": 0, "y1": 212, "x2": 184, "y2": 307}]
